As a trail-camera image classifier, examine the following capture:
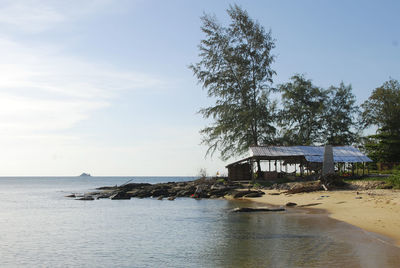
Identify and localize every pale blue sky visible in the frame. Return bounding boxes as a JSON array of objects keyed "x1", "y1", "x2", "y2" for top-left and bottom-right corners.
[{"x1": 0, "y1": 0, "x2": 398, "y2": 176}]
